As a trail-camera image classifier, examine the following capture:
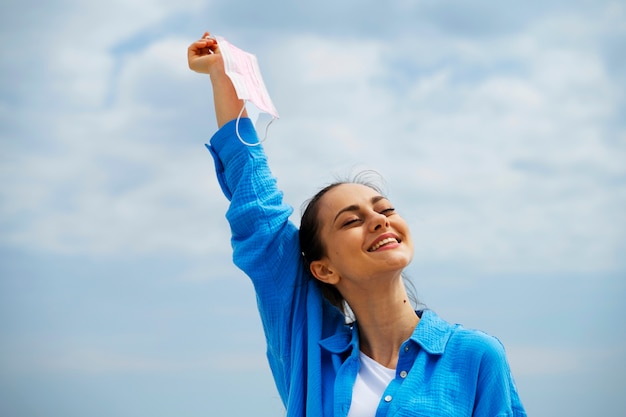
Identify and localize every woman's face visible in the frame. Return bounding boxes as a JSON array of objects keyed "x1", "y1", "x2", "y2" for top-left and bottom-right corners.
[{"x1": 311, "y1": 183, "x2": 414, "y2": 289}]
